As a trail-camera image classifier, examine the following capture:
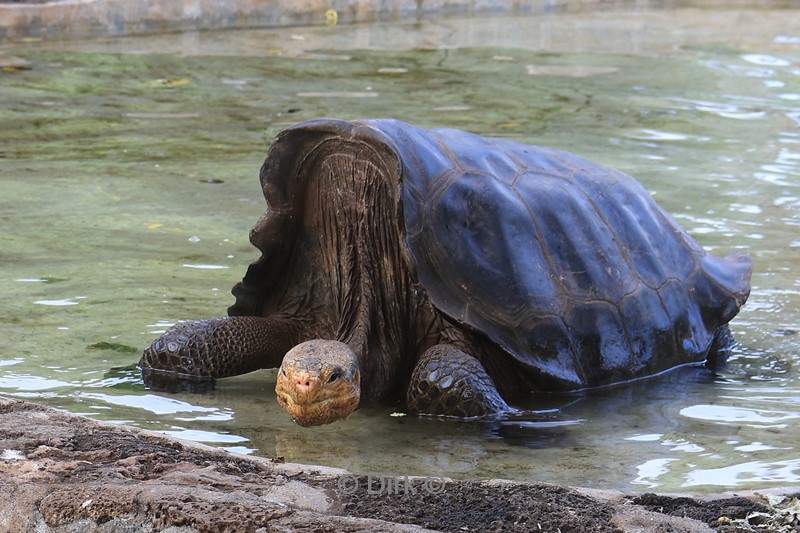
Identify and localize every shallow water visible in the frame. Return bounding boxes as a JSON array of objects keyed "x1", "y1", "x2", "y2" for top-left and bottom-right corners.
[{"x1": 1, "y1": 6, "x2": 799, "y2": 493}]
